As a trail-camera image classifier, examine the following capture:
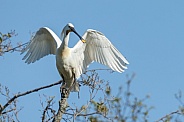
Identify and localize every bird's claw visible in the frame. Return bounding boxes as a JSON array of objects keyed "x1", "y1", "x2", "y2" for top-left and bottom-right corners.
[{"x1": 61, "y1": 88, "x2": 70, "y2": 98}]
